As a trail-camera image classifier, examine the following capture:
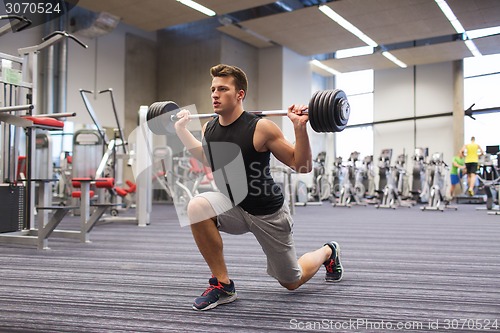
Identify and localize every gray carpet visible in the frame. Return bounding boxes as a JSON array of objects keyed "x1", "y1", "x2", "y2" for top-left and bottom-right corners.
[{"x1": 0, "y1": 203, "x2": 499, "y2": 332}]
